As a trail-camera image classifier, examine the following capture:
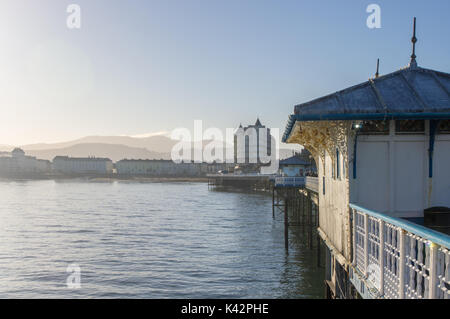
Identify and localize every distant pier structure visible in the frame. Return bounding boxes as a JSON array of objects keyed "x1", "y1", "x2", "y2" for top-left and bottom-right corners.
[
  {"x1": 272, "y1": 176, "x2": 320, "y2": 256},
  {"x1": 208, "y1": 172, "x2": 321, "y2": 259},
  {"x1": 282, "y1": 19, "x2": 450, "y2": 299},
  {"x1": 207, "y1": 174, "x2": 272, "y2": 190}
]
